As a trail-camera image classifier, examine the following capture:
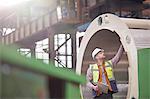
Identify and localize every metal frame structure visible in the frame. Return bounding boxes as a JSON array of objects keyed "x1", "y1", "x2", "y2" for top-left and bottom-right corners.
[
  {"x1": 0, "y1": 44, "x2": 86, "y2": 99},
  {"x1": 76, "y1": 14, "x2": 150, "y2": 99},
  {"x1": 54, "y1": 33, "x2": 72, "y2": 68}
]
